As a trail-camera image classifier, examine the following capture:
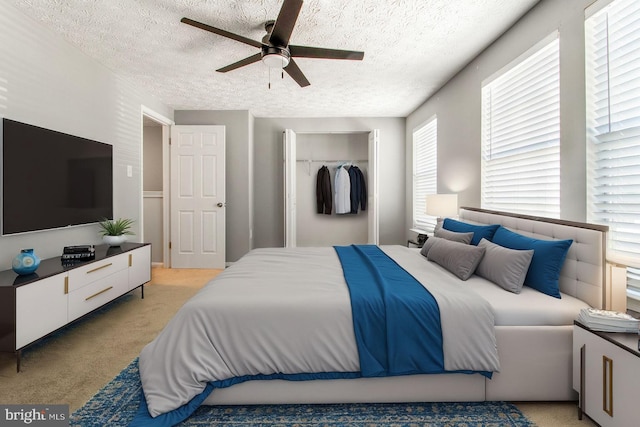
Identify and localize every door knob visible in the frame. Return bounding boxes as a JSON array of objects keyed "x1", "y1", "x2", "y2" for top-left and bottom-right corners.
[{"x1": 217, "y1": 202, "x2": 224, "y2": 207}]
